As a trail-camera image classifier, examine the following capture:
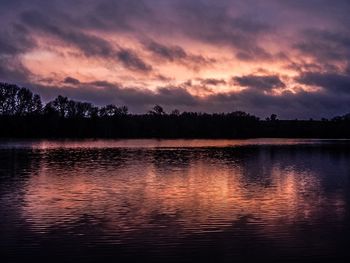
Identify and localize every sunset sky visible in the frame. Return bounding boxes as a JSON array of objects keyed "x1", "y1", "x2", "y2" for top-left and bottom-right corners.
[{"x1": 1, "y1": 0, "x2": 350, "y2": 118}]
